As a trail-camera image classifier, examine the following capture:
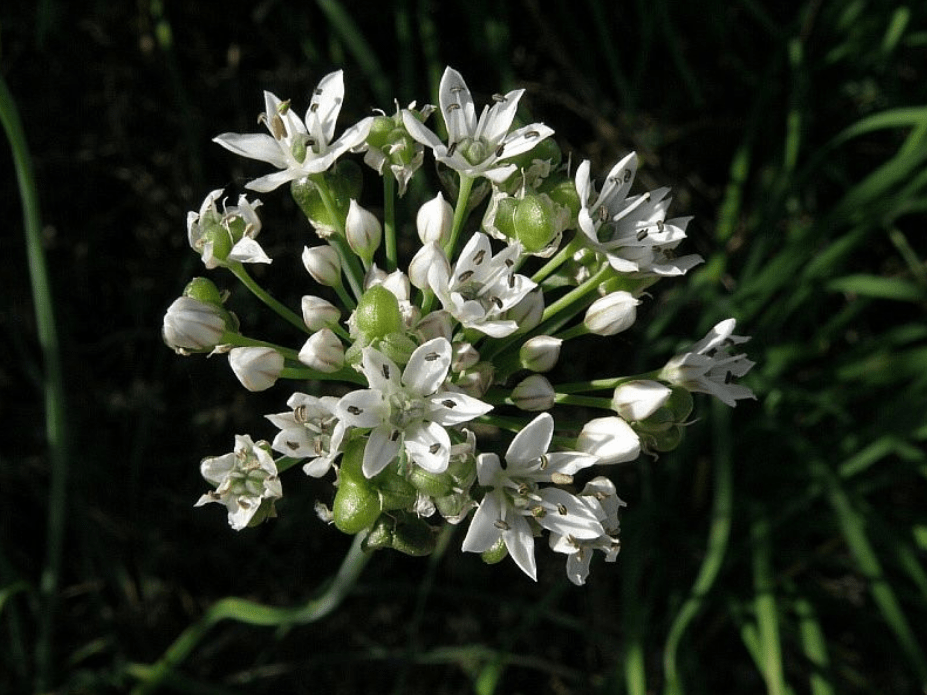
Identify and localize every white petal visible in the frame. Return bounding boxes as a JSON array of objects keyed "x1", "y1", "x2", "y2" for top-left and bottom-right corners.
[
  {"x1": 403, "y1": 337, "x2": 451, "y2": 396},
  {"x1": 228, "y1": 237, "x2": 271, "y2": 264},
  {"x1": 503, "y1": 514, "x2": 537, "y2": 581},
  {"x1": 402, "y1": 110, "x2": 445, "y2": 151},
  {"x1": 576, "y1": 416, "x2": 641, "y2": 464},
  {"x1": 475, "y1": 452, "x2": 502, "y2": 487},
  {"x1": 461, "y1": 492, "x2": 502, "y2": 553},
  {"x1": 404, "y1": 421, "x2": 450, "y2": 473},
  {"x1": 439, "y1": 66, "x2": 477, "y2": 141},
  {"x1": 212, "y1": 133, "x2": 289, "y2": 168},
  {"x1": 542, "y1": 451, "x2": 599, "y2": 476},
  {"x1": 426, "y1": 391, "x2": 493, "y2": 426},
  {"x1": 506, "y1": 413, "x2": 553, "y2": 467},
  {"x1": 306, "y1": 70, "x2": 345, "y2": 145},
  {"x1": 336, "y1": 390, "x2": 386, "y2": 428},
  {"x1": 362, "y1": 425, "x2": 402, "y2": 478},
  {"x1": 498, "y1": 124, "x2": 555, "y2": 159},
  {"x1": 361, "y1": 347, "x2": 401, "y2": 393},
  {"x1": 535, "y1": 488, "x2": 604, "y2": 540},
  {"x1": 479, "y1": 89, "x2": 524, "y2": 143}
]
